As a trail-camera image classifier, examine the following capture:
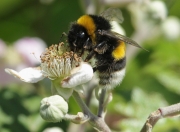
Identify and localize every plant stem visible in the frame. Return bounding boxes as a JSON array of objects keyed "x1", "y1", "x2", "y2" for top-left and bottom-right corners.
[
  {"x1": 73, "y1": 91, "x2": 92, "y2": 115},
  {"x1": 73, "y1": 91, "x2": 111, "y2": 132}
]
